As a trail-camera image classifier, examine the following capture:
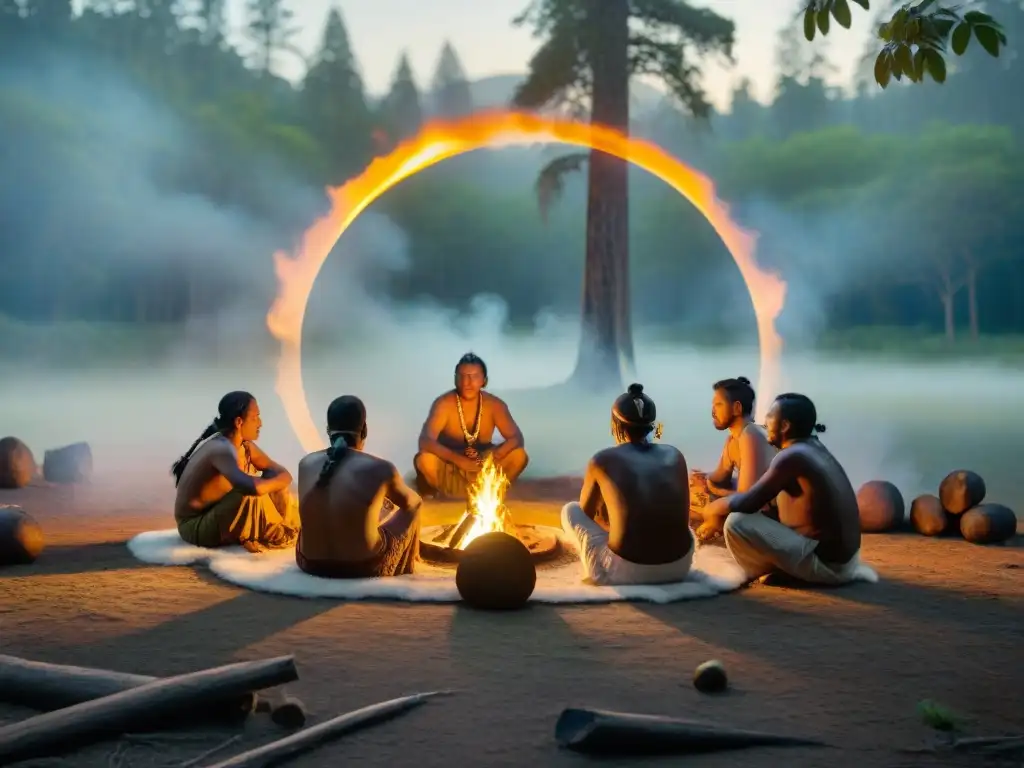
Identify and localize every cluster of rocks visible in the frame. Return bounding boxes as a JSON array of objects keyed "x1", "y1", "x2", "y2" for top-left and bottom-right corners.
[
  {"x1": 856, "y1": 470, "x2": 1017, "y2": 545},
  {"x1": 0, "y1": 436, "x2": 94, "y2": 567}
]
